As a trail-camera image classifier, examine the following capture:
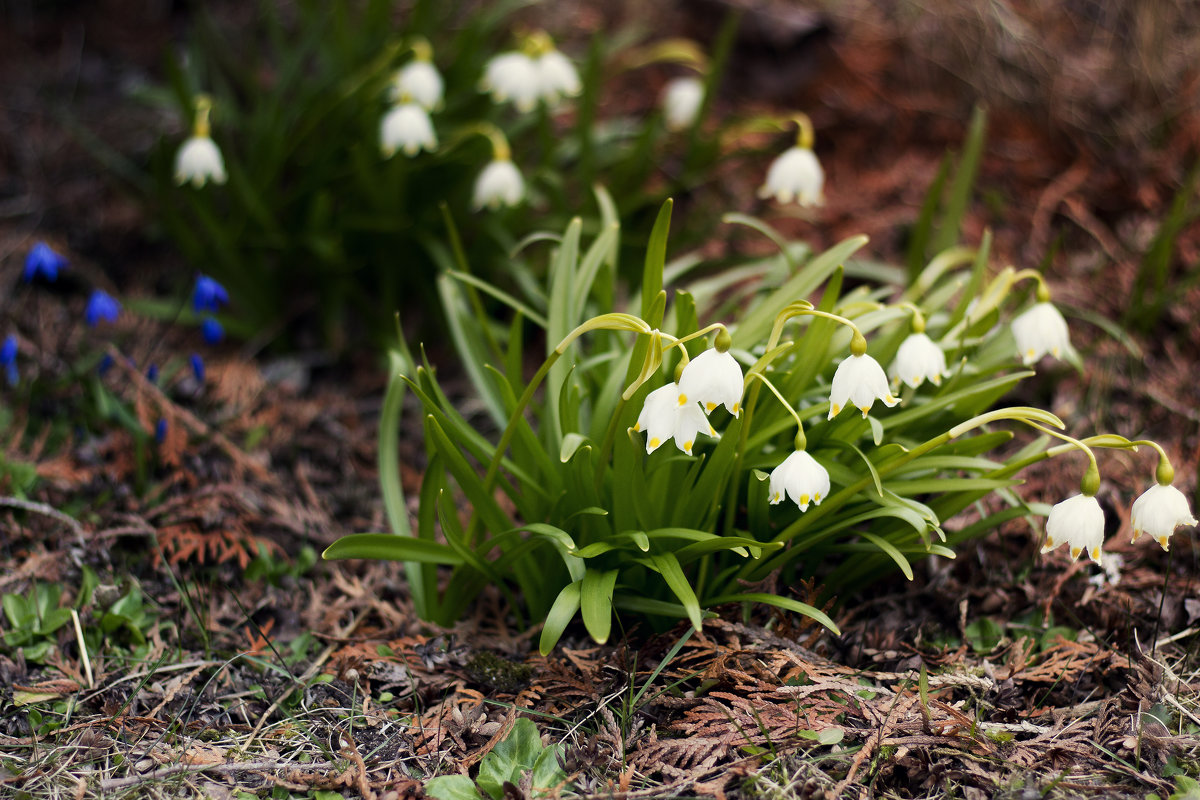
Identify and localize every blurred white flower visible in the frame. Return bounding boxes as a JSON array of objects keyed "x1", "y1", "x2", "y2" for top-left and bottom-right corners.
[
  {"x1": 889, "y1": 332, "x2": 946, "y2": 389},
  {"x1": 678, "y1": 348, "x2": 743, "y2": 417},
  {"x1": 380, "y1": 103, "x2": 437, "y2": 157},
  {"x1": 662, "y1": 76, "x2": 704, "y2": 132},
  {"x1": 759, "y1": 146, "x2": 824, "y2": 206},
  {"x1": 829, "y1": 354, "x2": 899, "y2": 419},
  {"x1": 472, "y1": 159, "x2": 525, "y2": 210},
  {"x1": 390, "y1": 60, "x2": 444, "y2": 111},
  {"x1": 769, "y1": 450, "x2": 830, "y2": 512},
  {"x1": 1131, "y1": 483, "x2": 1197, "y2": 551},
  {"x1": 1012, "y1": 302, "x2": 1071, "y2": 365},
  {"x1": 1042, "y1": 493, "x2": 1104, "y2": 563},
  {"x1": 481, "y1": 52, "x2": 540, "y2": 112},
  {"x1": 536, "y1": 49, "x2": 581, "y2": 106},
  {"x1": 634, "y1": 382, "x2": 715, "y2": 455},
  {"x1": 174, "y1": 135, "x2": 227, "y2": 187}
]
